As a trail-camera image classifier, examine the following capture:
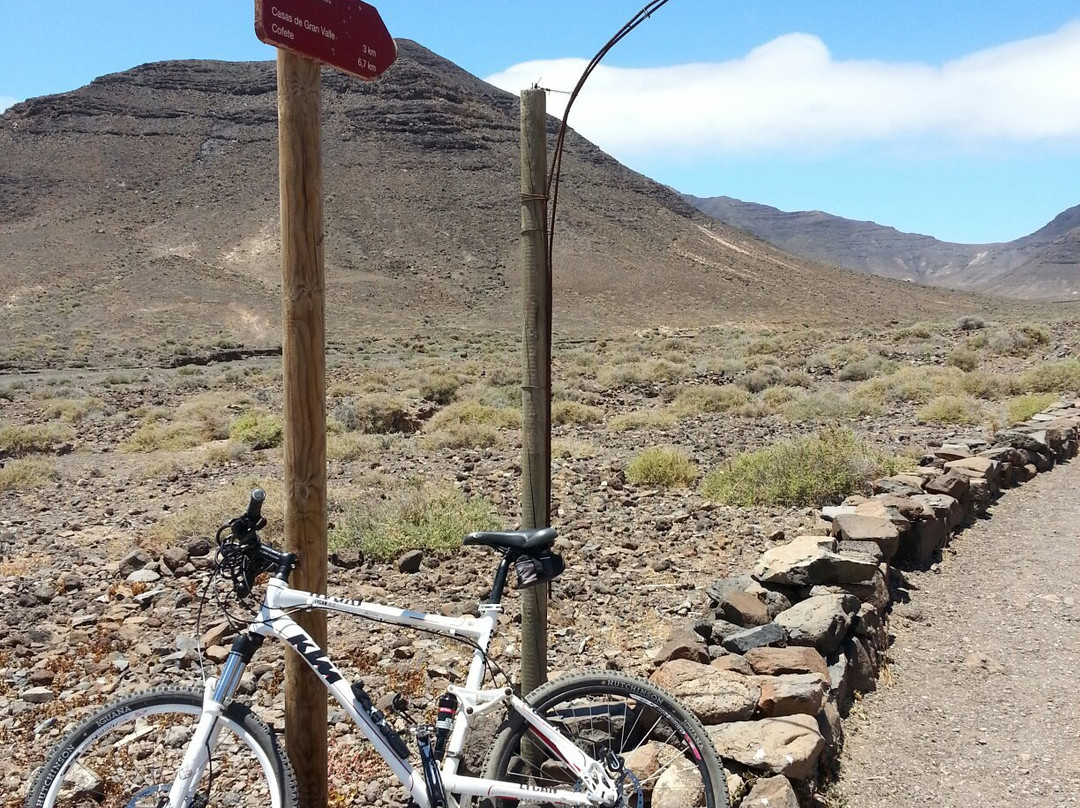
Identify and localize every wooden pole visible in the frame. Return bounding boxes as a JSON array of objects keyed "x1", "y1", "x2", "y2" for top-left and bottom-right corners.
[
  {"x1": 277, "y1": 49, "x2": 328, "y2": 808},
  {"x1": 519, "y1": 88, "x2": 551, "y2": 697}
]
